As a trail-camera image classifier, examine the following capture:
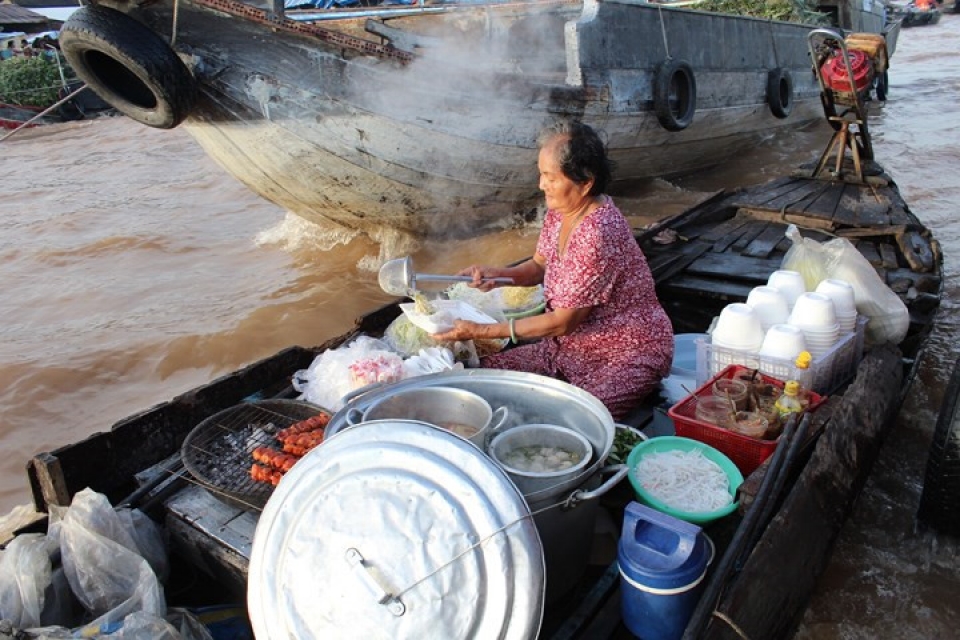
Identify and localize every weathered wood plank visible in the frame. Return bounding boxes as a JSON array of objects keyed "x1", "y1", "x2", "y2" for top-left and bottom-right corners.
[
  {"x1": 742, "y1": 223, "x2": 789, "y2": 259},
  {"x1": 726, "y1": 178, "x2": 810, "y2": 209},
  {"x1": 686, "y1": 252, "x2": 784, "y2": 283},
  {"x1": 734, "y1": 207, "x2": 836, "y2": 232},
  {"x1": 763, "y1": 181, "x2": 832, "y2": 218},
  {"x1": 831, "y1": 183, "x2": 863, "y2": 227},
  {"x1": 802, "y1": 180, "x2": 847, "y2": 219},
  {"x1": 698, "y1": 216, "x2": 753, "y2": 244},
  {"x1": 856, "y1": 240, "x2": 882, "y2": 267},
  {"x1": 658, "y1": 275, "x2": 754, "y2": 302},
  {"x1": 730, "y1": 222, "x2": 770, "y2": 254}
]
